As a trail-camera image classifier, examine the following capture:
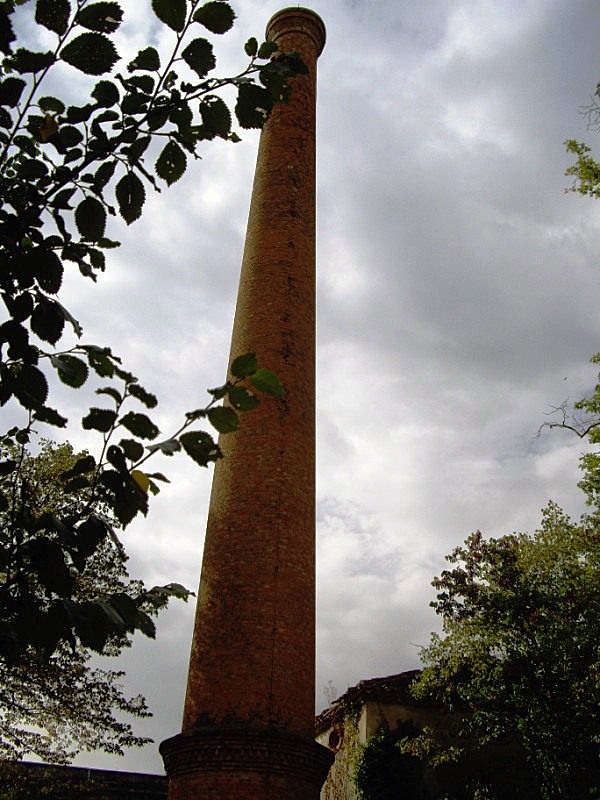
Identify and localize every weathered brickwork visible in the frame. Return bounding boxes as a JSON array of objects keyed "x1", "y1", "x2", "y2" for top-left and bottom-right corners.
[{"x1": 161, "y1": 8, "x2": 333, "y2": 799}]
